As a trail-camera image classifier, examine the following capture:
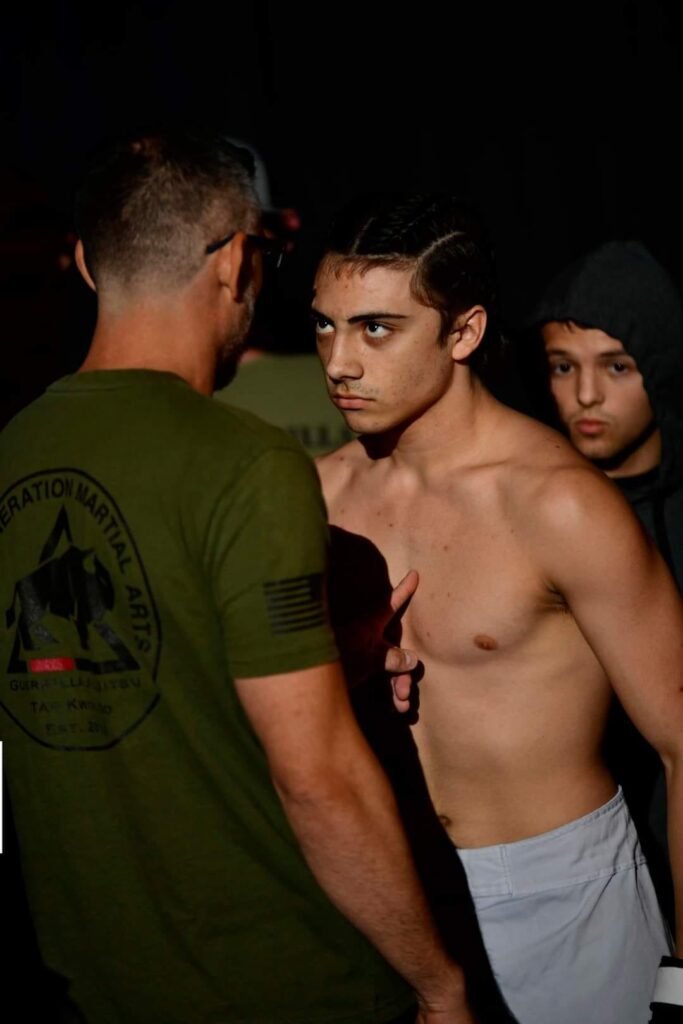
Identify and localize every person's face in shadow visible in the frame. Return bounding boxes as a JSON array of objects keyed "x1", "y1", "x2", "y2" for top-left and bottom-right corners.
[
  {"x1": 312, "y1": 261, "x2": 454, "y2": 437},
  {"x1": 542, "y1": 321, "x2": 660, "y2": 477}
]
